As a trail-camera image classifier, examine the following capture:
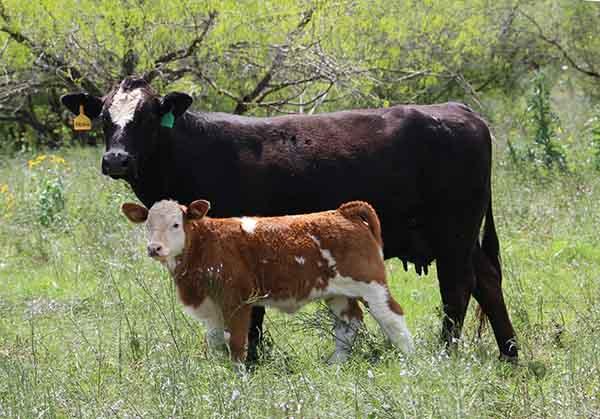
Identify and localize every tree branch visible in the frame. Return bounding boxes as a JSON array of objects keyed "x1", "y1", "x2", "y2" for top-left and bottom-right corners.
[
  {"x1": 233, "y1": 8, "x2": 315, "y2": 114},
  {"x1": 519, "y1": 10, "x2": 600, "y2": 80},
  {"x1": 143, "y1": 11, "x2": 218, "y2": 82}
]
